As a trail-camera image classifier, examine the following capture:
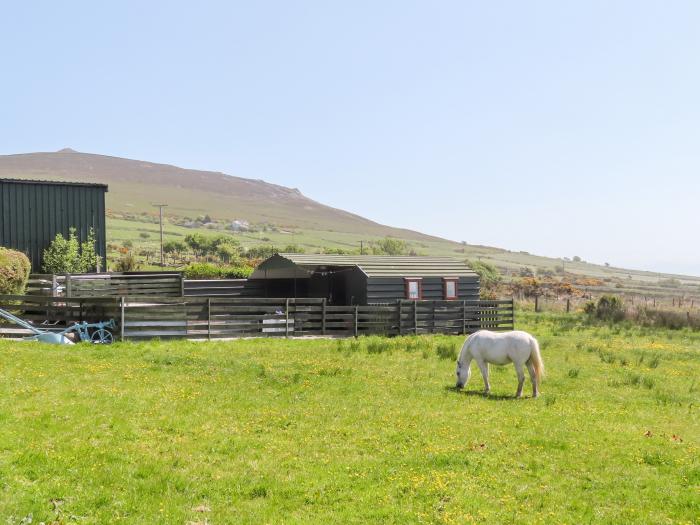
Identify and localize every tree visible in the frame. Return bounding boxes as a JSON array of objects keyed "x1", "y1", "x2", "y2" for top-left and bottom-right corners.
[
  {"x1": 42, "y1": 227, "x2": 102, "y2": 273},
  {"x1": 216, "y1": 243, "x2": 241, "y2": 264},
  {"x1": 184, "y1": 233, "x2": 210, "y2": 259}
]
